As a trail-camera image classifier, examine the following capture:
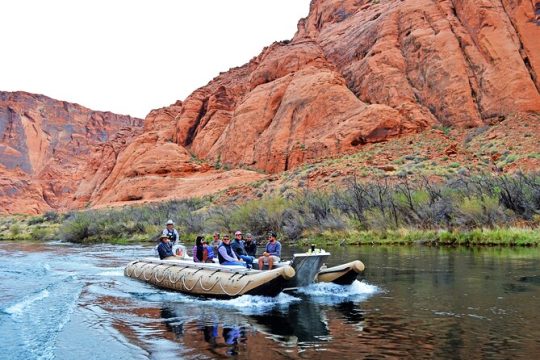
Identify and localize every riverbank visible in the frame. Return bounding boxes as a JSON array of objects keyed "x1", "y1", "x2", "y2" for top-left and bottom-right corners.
[
  {"x1": 298, "y1": 228, "x2": 539, "y2": 247},
  {"x1": 1, "y1": 173, "x2": 538, "y2": 247},
  {"x1": 1, "y1": 215, "x2": 538, "y2": 247}
]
